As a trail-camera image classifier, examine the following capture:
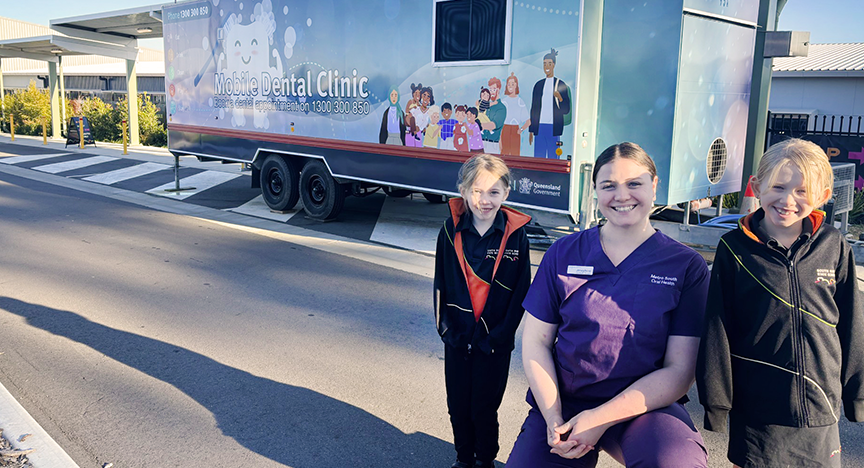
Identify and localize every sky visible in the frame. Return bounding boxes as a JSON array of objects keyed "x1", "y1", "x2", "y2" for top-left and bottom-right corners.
[{"x1": 2, "y1": 0, "x2": 863, "y2": 48}]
